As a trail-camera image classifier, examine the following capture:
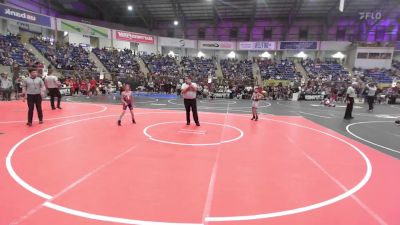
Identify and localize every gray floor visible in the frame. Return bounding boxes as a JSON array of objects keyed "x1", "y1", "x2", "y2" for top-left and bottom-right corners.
[{"x1": 65, "y1": 95, "x2": 400, "y2": 160}]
